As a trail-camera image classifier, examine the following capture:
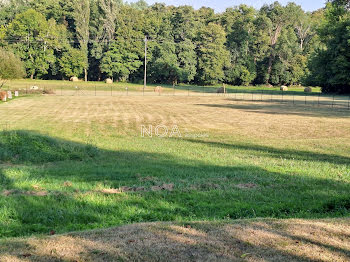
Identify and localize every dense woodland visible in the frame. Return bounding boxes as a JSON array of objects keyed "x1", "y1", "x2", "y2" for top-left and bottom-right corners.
[{"x1": 0, "y1": 0, "x2": 349, "y2": 93}]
